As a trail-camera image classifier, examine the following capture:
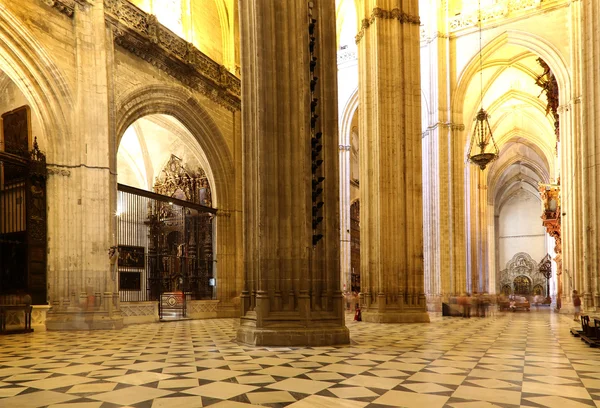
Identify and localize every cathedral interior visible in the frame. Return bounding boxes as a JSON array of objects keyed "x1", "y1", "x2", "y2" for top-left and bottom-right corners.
[{"x1": 1, "y1": 0, "x2": 600, "y2": 406}]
